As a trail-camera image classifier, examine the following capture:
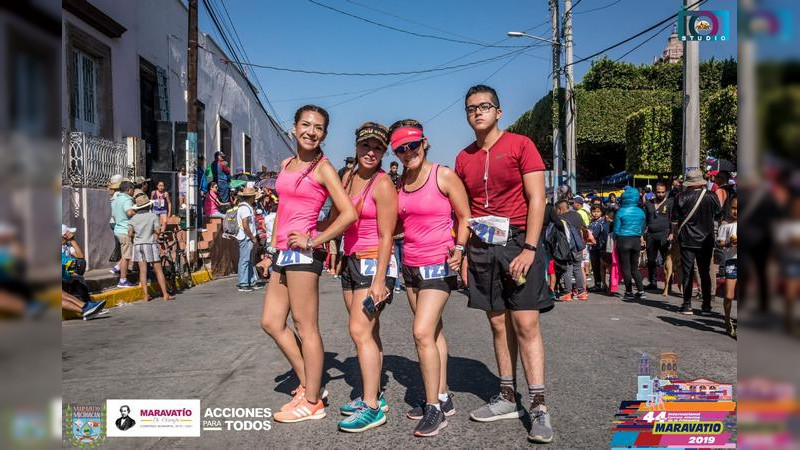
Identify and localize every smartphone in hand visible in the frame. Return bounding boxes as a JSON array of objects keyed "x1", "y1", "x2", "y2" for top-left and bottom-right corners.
[{"x1": 362, "y1": 295, "x2": 376, "y2": 316}]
